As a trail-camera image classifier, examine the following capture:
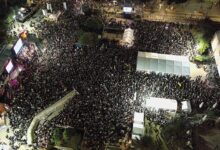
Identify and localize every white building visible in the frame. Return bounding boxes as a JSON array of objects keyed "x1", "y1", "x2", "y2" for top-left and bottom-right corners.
[{"x1": 211, "y1": 31, "x2": 220, "y2": 77}]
